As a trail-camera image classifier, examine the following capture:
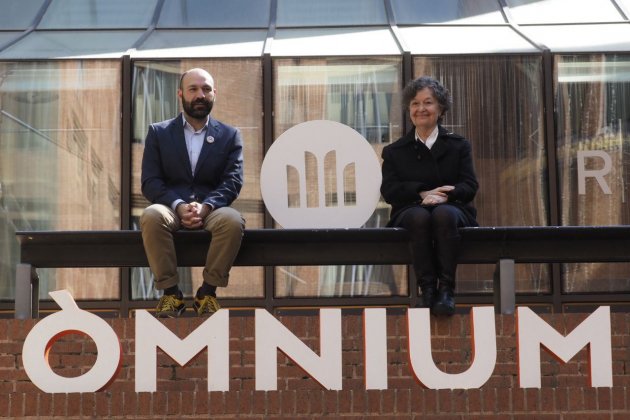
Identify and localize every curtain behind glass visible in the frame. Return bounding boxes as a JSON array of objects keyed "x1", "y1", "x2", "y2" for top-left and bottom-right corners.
[
  {"x1": 556, "y1": 54, "x2": 630, "y2": 292},
  {"x1": 0, "y1": 61, "x2": 121, "y2": 300},
  {"x1": 273, "y1": 57, "x2": 406, "y2": 298},
  {"x1": 131, "y1": 60, "x2": 264, "y2": 300},
  {"x1": 415, "y1": 55, "x2": 549, "y2": 294}
]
